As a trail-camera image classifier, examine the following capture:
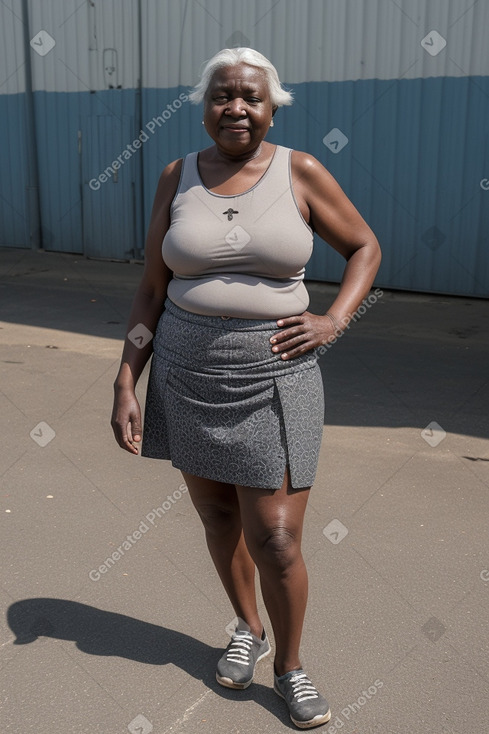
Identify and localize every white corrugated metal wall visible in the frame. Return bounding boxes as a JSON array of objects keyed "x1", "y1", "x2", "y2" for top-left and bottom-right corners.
[
  {"x1": 1, "y1": 0, "x2": 488, "y2": 295},
  {"x1": 143, "y1": 0, "x2": 489, "y2": 86}
]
